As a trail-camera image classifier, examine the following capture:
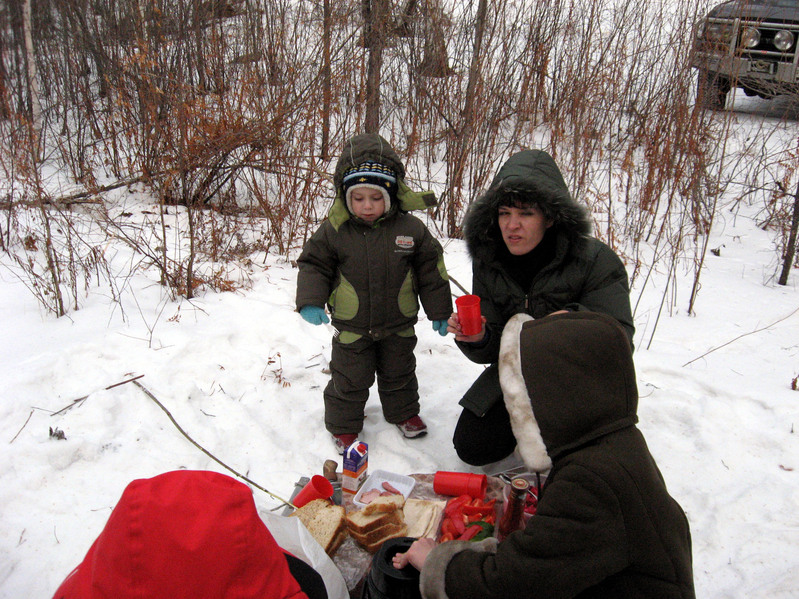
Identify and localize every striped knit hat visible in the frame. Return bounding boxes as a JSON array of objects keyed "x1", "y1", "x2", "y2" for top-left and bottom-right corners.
[{"x1": 342, "y1": 161, "x2": 398, "y2": 215}]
